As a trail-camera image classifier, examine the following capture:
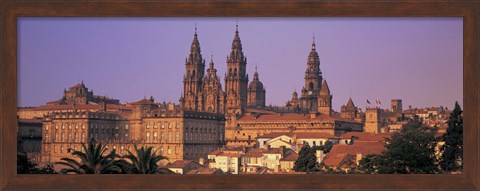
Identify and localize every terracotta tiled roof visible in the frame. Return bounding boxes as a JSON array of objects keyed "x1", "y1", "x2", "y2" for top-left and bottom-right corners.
[
  {"x1": 263, "y1": 148, "x2": 283, "y2": 154},
  {"x1": 295, "y1": 132, "x2": 335, "y2": 139},
  {"x1": 33, "y1": 103, "x2": 126, "y2": 111},
  {"x1": 328, "y1": 142, "x2": 385, "y2": 156},
  {"x1": 239, "y1": 112, "x2": 335, "y2": 122},
  {"x1": 244, "y1": 148, "x2": 267, "y2": 157},
  {"x1": 167, "y1": 160, "x2": 195, "y2": 168},
  {"x1": 257, "y1": 132, "x2": 335, "y2": 140},
  {"x1": 339, "y1": 132, "x2": 390, "y2": 142},
  {"x1": 280, "y1": 152, "x2": 298, "y2": 161},
  {"x1": 257, "y1": 132, "x2": 293, "y2": 139},
  {"x1": 218, "y1": 152, "x2": 243, "y2": 157},
  {"x1": 186, "y1": 167, "x2": 222, "y2": 174},
  {"x1": 323, "y1": 153, "x2": 352, "y2": 167},
  {"x1": 208, "y1": 149, "x2": 222, "y2": 155}
]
